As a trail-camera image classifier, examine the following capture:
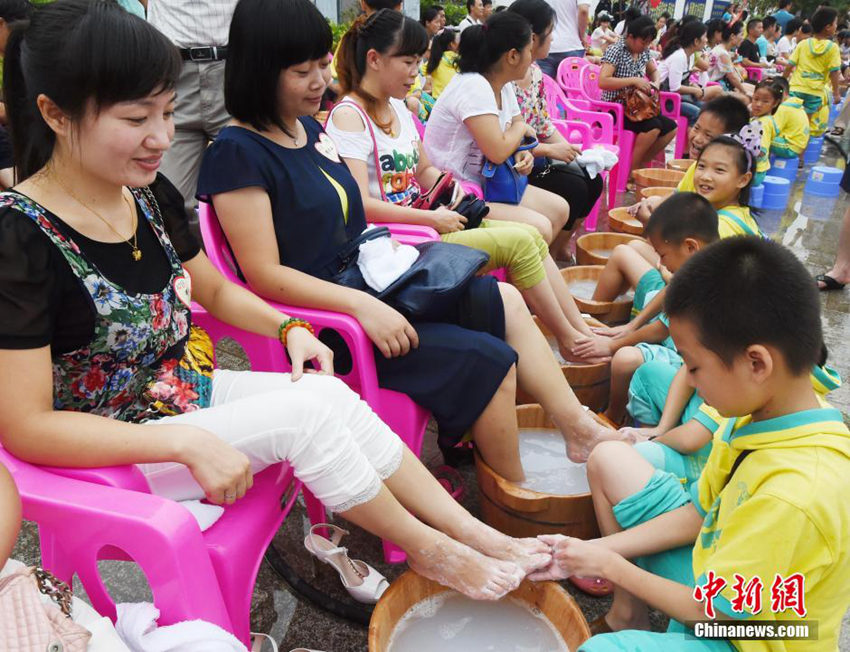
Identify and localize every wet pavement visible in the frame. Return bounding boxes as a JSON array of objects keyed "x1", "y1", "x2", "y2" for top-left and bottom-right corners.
[{"x1": 10, "y1": 139, "x2": 850, "y2": 651}]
